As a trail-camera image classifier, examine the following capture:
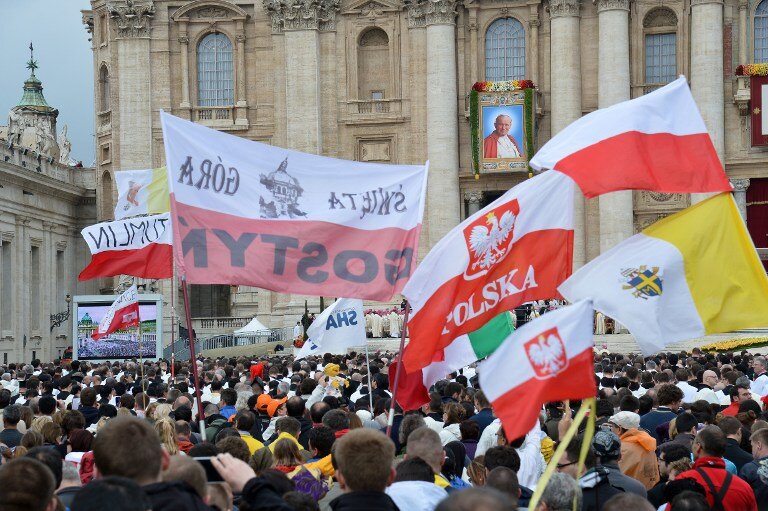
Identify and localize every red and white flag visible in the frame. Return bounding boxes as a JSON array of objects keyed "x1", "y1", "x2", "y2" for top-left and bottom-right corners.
[
  {"x1": 401, "y1": 171, "x2": 574, "y2": 373},
  {"x1": 529, "y1": 76, "x2": 731, "y2": 198},
  {"x1": 160, "y1": 112, "x2": 428, "y2": 301},
  {"x1": 479, "y1": 300, "x2": 596, "y2": 441},
  {"x1": 78, "y1": 213, "x2": 173, "y2": 281},
  {"x1": 92, "y1": 285, "x2": 140, "y2": 340}
]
